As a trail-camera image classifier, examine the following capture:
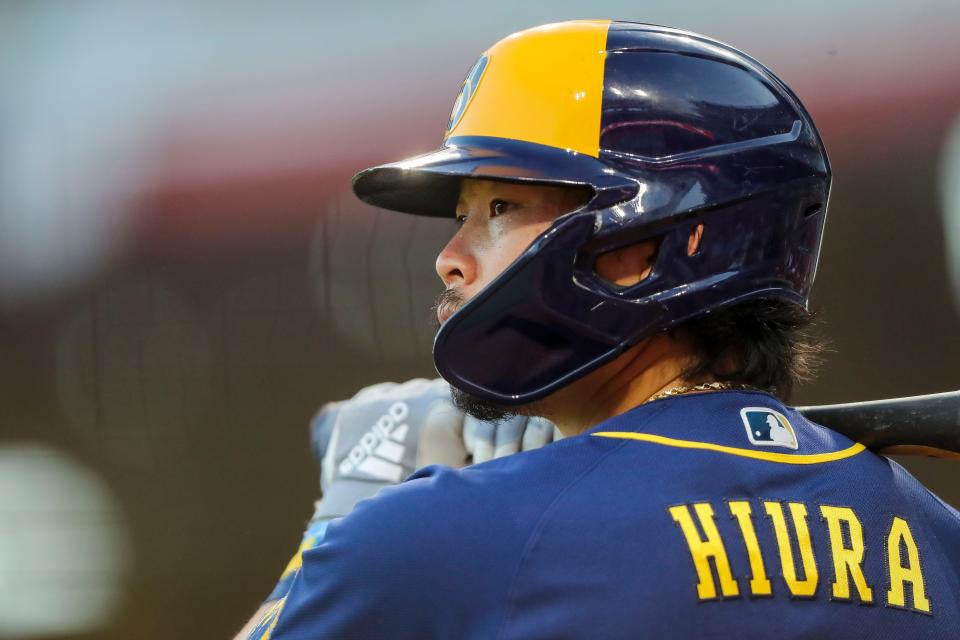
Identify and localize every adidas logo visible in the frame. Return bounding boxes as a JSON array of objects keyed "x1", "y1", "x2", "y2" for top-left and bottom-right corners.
[{"x1": 339, "y1": 401, "x2": 410, "y2": 482}]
